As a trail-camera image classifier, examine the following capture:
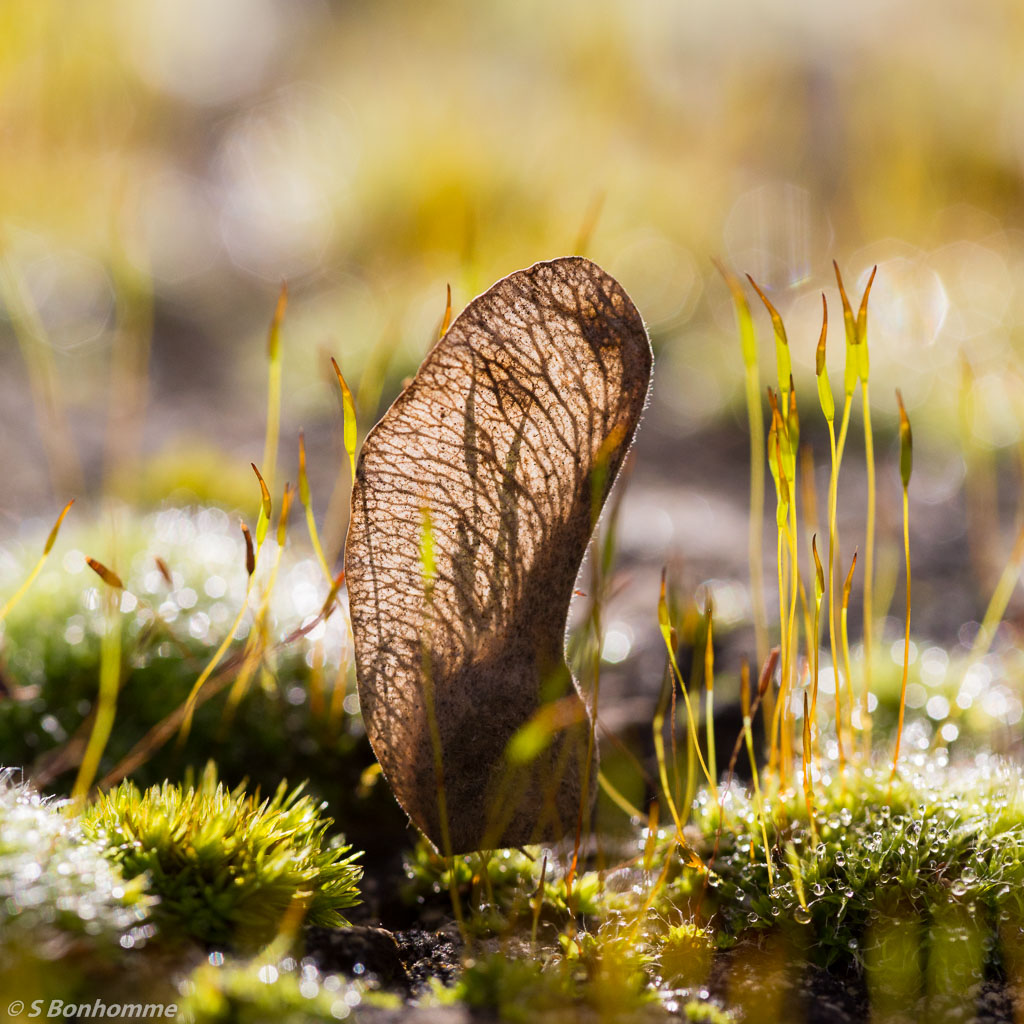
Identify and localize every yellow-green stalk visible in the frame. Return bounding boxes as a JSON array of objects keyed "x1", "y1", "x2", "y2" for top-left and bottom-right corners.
[
  {"x1": 309, "y1": 639, "x2": 327, "y2": 719},
  {"x1": 297, "y1": 432, "x2": 332, "y2": 583},
  {"x1": 801, "y1": 693, "x2": 817, "y2": 841},
  {"x1": 799, "y1": 443, "x2": 819, "y2": 560},
  {"x1": 72, "y1": 559, "x2": 124, "y2": 806},
  {"x1": 100, "y1": 562, "x2": 299, "y2": 787},
  {"x1": 0, "y1": 499, "x2": 74, "y2": 624},
  {"x1": 785, "y1": 842, "x2": 809, "y2": 912},
  {"x1": 667, "y1": 655, "x2": 682, "y2": 814},
  {"x1": 740, "y1": 660, "x2": 773, "y2": 886},
  {"x1": 683, "y1": 670, "x2": 699, "y2": 823},
  {"x1": 832, "y1": 262, "x2": 860, "y2": 466},
  {"x1": 0, "y1": 250, "x2": 83, "y2": 495},
  {"x1": 322, "y1": 352, "x2": 364, "y2": 565},
  {"x1": 766, "y1": 396, "x2": 790, "y2": 777},
  {"x1": 934, "y1": 510, "x2": 1024, "y2": 742},
  {"x1": 652, "y1": 646, "x2": 686, "y2": 833},
  {"x1": 841, "y1": 551, "x2": 860, "y2": 746},
  {"x1": 225, "y1": 484, "x2": 294, "y2": 717},
  {"x1": 834, "y1": 263, "x2": 881, "y2": 758},
  {"x1": 597, "y1": 770, "x2": 646, "y2": 820},
  {"x1": 261, "y1": 284, "x2": 288, "y2": 494},
  {"x1": 890, "y1": 391, "x2": 913, "y2": 782},
  {"x1": 643, "y1": 801, "x2": 661, "y2": 874},
  {"x1": 570, "y1": 443, "x2": 632, "y2": 899},
  {"x1": 958, "y1": 355, "x2": 999, "y2": 589},
  {"x1": 530, "y1": 854, "x2": 548, "y2": 949},
  {"x1": 770, "y1": 517, "x2": 786, "y2": 780},
  {"x1": 784, "y1": 385, "x2": 802, "y2": 752},
  {"x1": 627, "y1": 840, "x2": 691, "y2": 946},
  {"x1": 715, "y1": 262, "x2": 768, "y2": 672},
  {"x1": 253, "y1": 462, "x2": 272, "y2": 547},
  {"x1": 748, "y1": 282, "x2": 801, "y2": 755},
  {"x1": 703, "y1": 597, "x2": 717, "y2": 785},
  {"x1": 857, "y1": 269, "x2": 878, "y2": 726},
  {"x1": 439, "y1": 283, "x2": 453, "y2": 338},
  {"x1": 180, "y1": 465, "x2": 270, "y2": 739},
  {"x1": 102, "y1": 250, "x2": 154, "y2": 496},
  {"x1": 970, "y1": 520, "x2": 1019, "y2": 655},
  {"x1": 658, "y1": 571, "x2": 718, "y2": 804},
  {"x1": 330, "y1": 357, "x2": 358, "y2": 484},
  {"x1": 965, "y1": 521, "x2": 1024, "y2": 665},
  {"x1": 568, "y1": 505, "x2": 612, "y2": 904},
  {"x1": 765, "y1": 387, "x2": 800, "y2": 784},
  {"x1": 795, "y1": 572, "x2": 816, "y2": 675},
  {"x1": 747, "y1": 276, "x2": 792, "y2": 414},
  {"x1": 814, "y1": 294, "x2": 844, "y2": 760},
  {"x1": 832, "y1": 265, "x2": 860, "y2": 747},
  {"x1": 797, "y1": 447, "x2": 819, "y2": 680},
  {"x1": 781, "y1": 384, "x2": 802, "y2": 783},
  {"x1": 810, "y1": 535, "x2": 828, "y2": 764}
]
